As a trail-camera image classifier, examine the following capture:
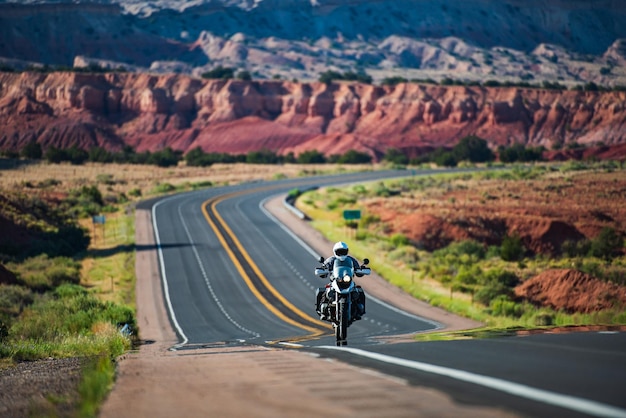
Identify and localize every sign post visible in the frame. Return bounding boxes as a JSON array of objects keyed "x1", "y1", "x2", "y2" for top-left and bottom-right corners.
[
  {"x1": 342, "y1": 210, "x2": 361, "y2": 239},
  {"x1": 92, "y1": 215, "x2": 106, "y2": 243}
]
